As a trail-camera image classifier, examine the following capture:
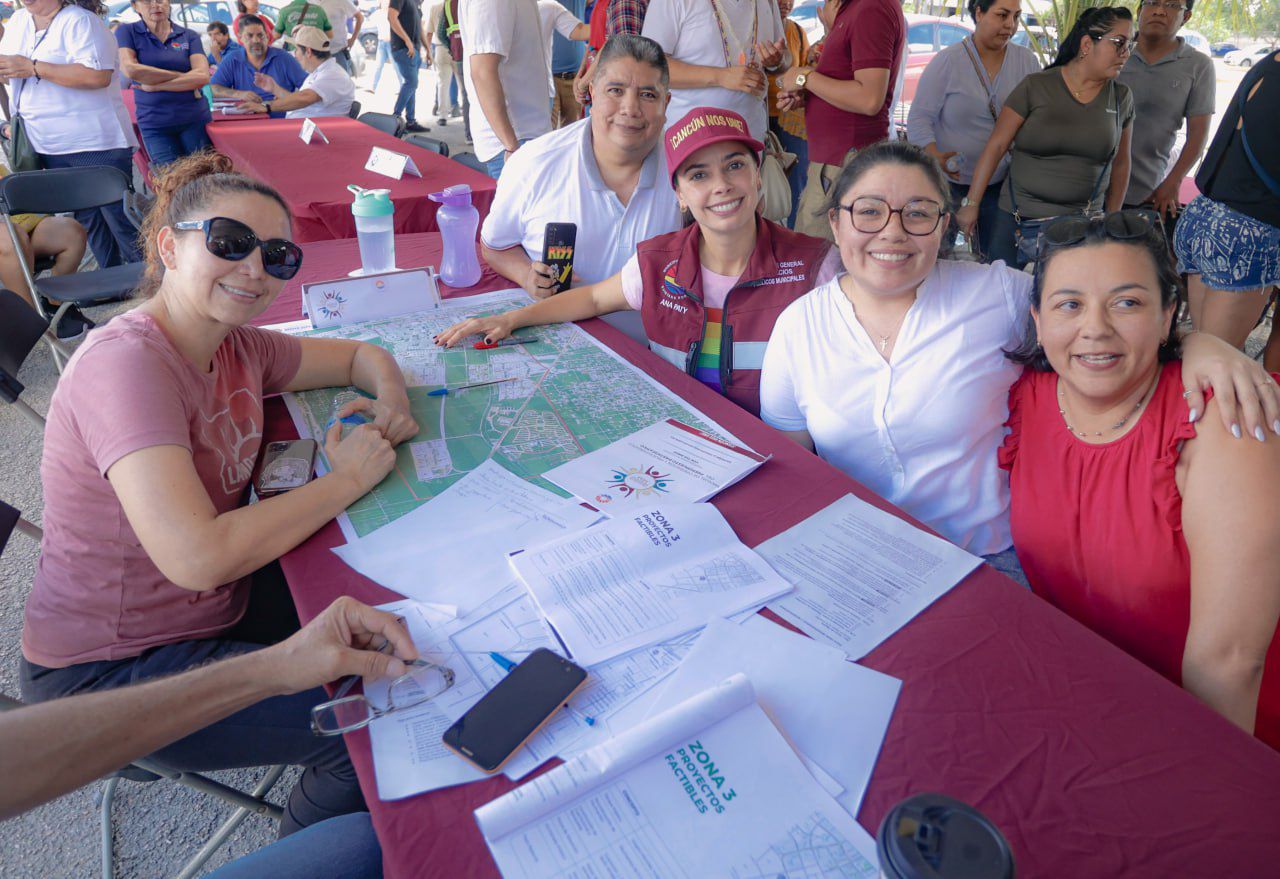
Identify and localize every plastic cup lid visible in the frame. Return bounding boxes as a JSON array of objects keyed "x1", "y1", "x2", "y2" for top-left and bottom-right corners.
[
  {"x1": 428, "y1": 184, "x2": 474, "y2": 206},
  {"x1": 348, "y1": 185, "x2": 394, "y2": 217},
  {"x1": 876, "y1": 793, "x2": 1015, "y2": 879}
]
